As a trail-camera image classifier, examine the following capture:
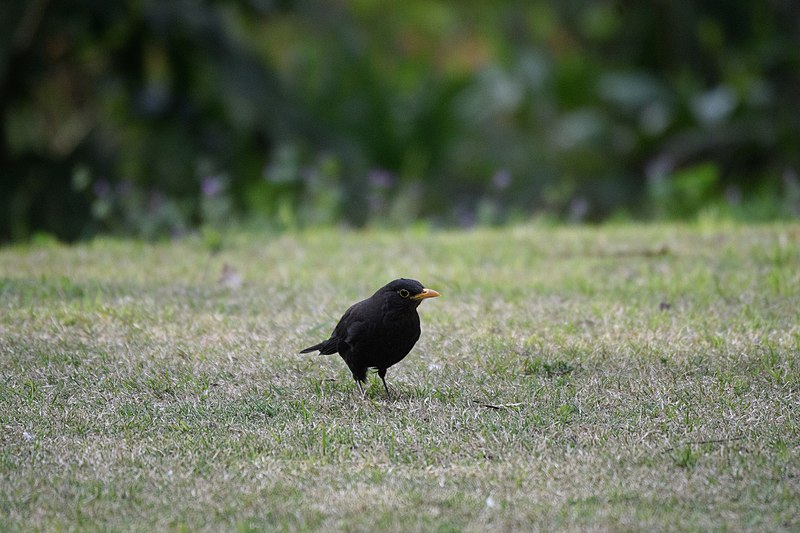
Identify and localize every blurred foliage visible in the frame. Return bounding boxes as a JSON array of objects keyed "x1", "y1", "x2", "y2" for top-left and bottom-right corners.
[{"x1": 1, "y1": 0, "x2": 799, "y2": 241}]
